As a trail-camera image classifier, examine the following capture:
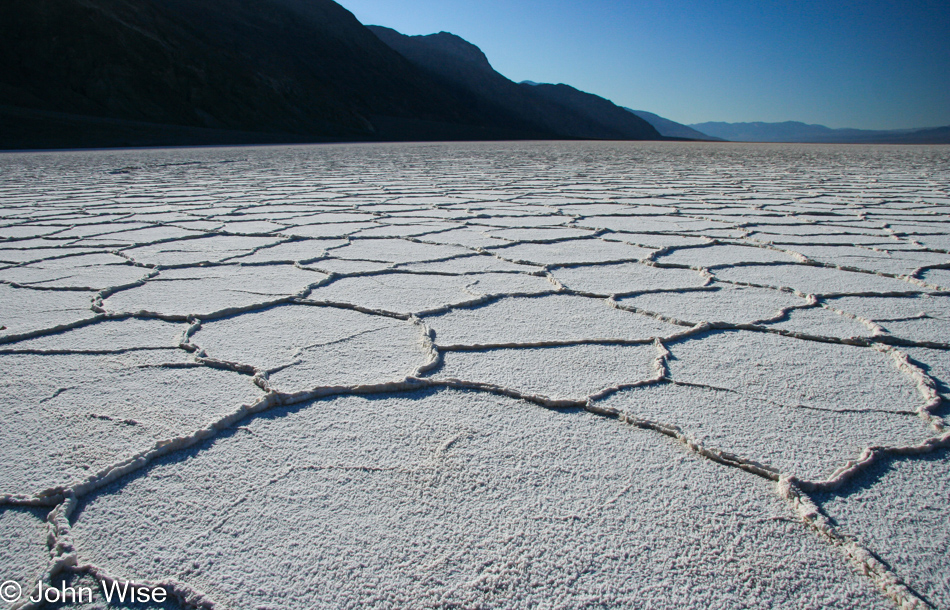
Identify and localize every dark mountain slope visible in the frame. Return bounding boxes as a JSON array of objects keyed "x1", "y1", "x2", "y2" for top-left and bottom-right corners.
[
  {"x1": 0, "y1": 0, "x2": 553, "y2": 148},
  {"x1": 520, "y1": 82, "x2": 661, "y2": 140},
  {"x1": 368, "y1": 26, "x2": 661, "y2": 141}
]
